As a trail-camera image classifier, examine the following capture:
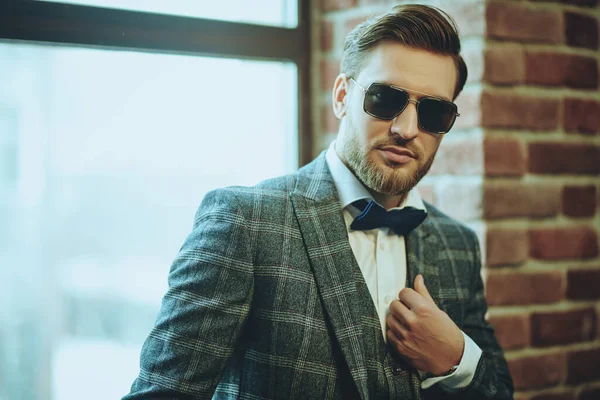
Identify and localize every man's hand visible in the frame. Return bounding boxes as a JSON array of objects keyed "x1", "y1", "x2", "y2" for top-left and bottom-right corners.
[{"x1": 386, "y1": 274, "x2": 465, "y2": 376}]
